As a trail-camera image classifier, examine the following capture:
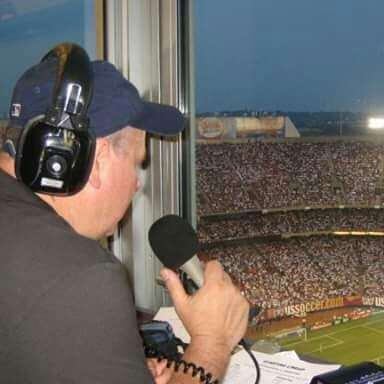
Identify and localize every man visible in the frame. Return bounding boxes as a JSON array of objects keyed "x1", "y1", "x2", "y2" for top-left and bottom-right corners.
[{"x1": 0, "y1": 55, "x2": 249, "y2": 383}]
